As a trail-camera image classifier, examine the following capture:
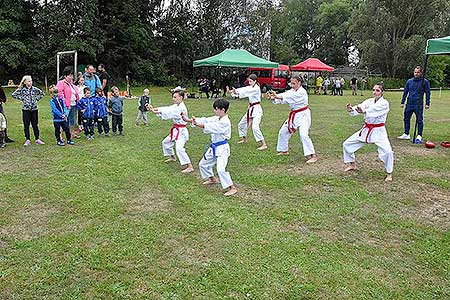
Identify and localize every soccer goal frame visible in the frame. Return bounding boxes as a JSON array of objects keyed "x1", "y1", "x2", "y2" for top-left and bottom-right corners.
[{"x1": 56, "y1": 50, "x2": 78, "y2": 81}]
